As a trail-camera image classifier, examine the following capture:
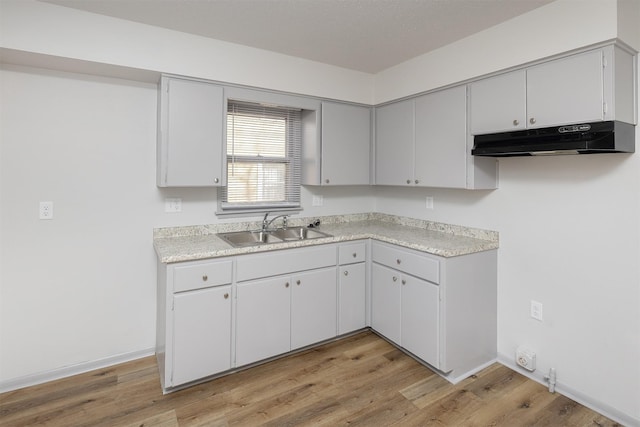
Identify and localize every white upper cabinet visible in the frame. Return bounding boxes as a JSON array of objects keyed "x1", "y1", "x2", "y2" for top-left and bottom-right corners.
[
  {"x1": 526, "y1": 49, "x2": 604, "y2": 128},
  {"x1": 304, "y1": 102, "x2": 370, "y2": 186},
  {"x1": 414, "y1": 86, "x2": 467, "y2": 189},
  {"x1": 470, "y1": 45, "x2": 637, "y2": 135},
  {"x1": 375, "y1": 87, "x2": 496, "y2": 189},
  {"x1": 374, "y1": 99, "x2": 415, "y2": 186},
  {"x1": 469, "y1": 70, "x2": 527, "y2": 134},
  {"x1": 157, "y1": 76, "x2": 225, "y2": 187}
]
